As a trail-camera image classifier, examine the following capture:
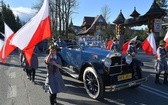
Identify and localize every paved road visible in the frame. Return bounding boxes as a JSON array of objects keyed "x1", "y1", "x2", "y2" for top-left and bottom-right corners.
[{"x1": 0, "y1": 52, "x2": 168, "y2": 105}]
